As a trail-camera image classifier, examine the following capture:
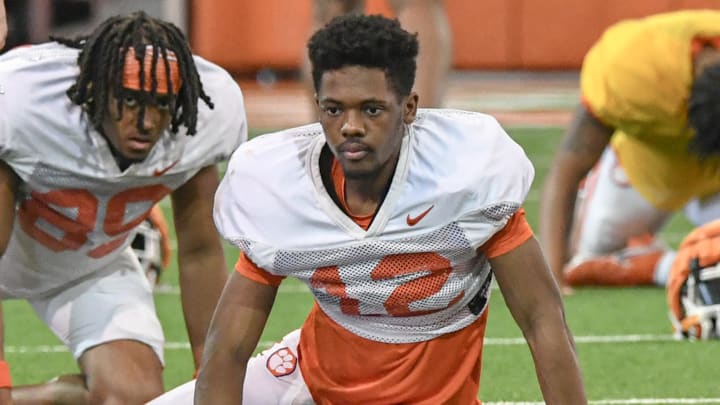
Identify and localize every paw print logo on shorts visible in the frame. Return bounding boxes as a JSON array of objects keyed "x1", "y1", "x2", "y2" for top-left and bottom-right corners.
[{"x1": 266, "y1": 347, "x2": 297, "y2": 377}]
